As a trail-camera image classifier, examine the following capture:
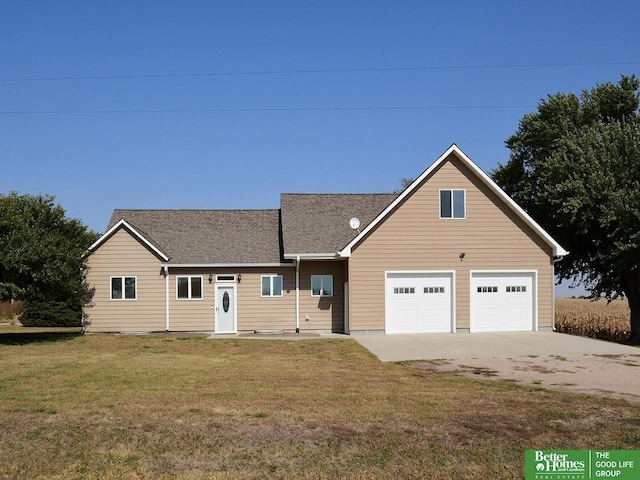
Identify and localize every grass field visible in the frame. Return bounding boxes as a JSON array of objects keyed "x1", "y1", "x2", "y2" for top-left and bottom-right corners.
[
  {"x1": 0, "y1": 329, "x2": 639, "y2": 479},
  {"x1": 556, "y1": 298, "x2": 631, "y2": 342}
]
